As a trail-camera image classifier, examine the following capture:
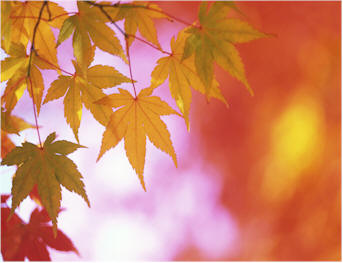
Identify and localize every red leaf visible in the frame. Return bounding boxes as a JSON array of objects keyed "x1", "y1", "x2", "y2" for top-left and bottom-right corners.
[
  {"x1": 40, "y1": 226, "x2": 79, "y2": 254},
  {"x1": 1, "y1": 207, "x2": 24, "y2": 261},
  {"x1": 1, "y1": 207, "x2": 78, "y2": 261},
  {"x1": 25, "y1": 238, "x2": 51, "y2": 261},
  {"x1": 29, "y1": 207, "x2": 51, "y2": 224},
  {"x1": 29, "y1": 184, "x2": 43, "y2": 207},
  {"x1": 1, "y1": 194, "x2": 10, "y2": 204}
]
